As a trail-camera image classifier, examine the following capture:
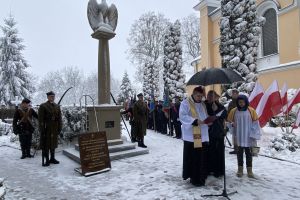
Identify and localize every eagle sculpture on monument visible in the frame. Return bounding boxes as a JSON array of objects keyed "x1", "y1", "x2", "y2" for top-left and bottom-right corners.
[{"x1": 87, "y1": 0, "x2": 118, "y2": 33}]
